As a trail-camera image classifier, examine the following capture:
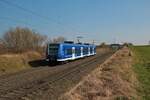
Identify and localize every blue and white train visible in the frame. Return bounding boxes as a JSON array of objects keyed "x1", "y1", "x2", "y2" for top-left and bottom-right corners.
[{"x1": 46, "y1": 41, "x2": 96, "y2": 62}]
